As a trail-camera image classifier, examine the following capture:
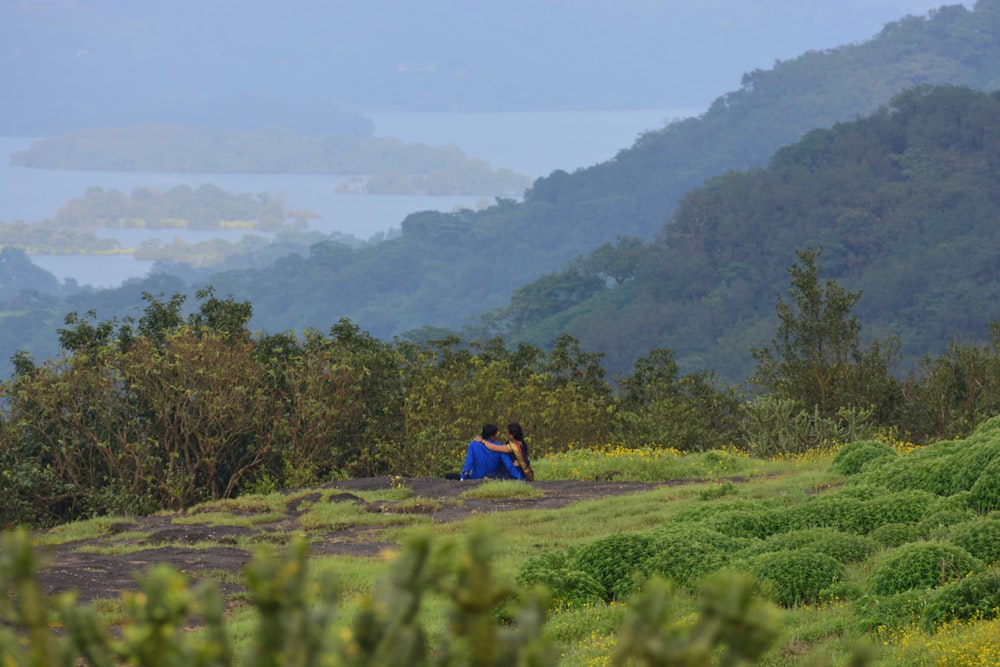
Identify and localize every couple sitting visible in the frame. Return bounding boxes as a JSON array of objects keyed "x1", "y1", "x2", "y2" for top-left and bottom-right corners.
[{"x1": 459, "y1": 422, "x2": 534, "y2": 481}]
